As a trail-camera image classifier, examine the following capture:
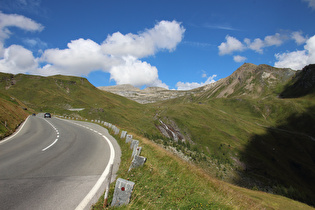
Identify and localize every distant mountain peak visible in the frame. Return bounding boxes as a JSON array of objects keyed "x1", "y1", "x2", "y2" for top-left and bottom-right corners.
[
  {"x1": 98, "y1": 84, "x2": 188, "y2": 104},
  {"x1": 97, "y1": 63, "x2": 310, "y2": 103},
  {"x1": 98, "y1": 84, "x2": 141, "y2": 92},
  {"x1": 197, "y1": 63, "x2": 296, "y2": 99}
]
